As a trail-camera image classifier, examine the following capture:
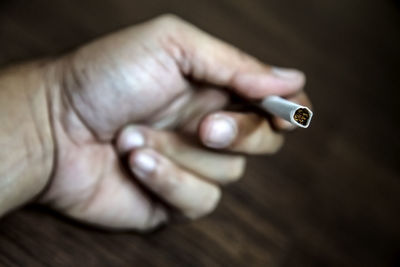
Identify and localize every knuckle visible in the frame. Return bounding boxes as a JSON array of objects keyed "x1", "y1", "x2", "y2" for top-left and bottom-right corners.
[
  {"x1": 151, "y1": 171, "x2": 179, "y2": 196},
  {"x1": 150, "y1": 159, "x2": 186, "y2": 197},
  {"x1": 153, "y1": 14, "x2": 183, "y2": 27}
]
